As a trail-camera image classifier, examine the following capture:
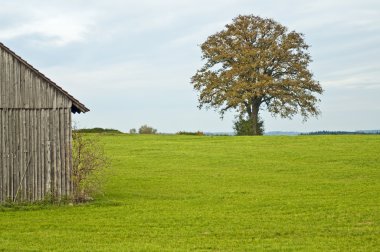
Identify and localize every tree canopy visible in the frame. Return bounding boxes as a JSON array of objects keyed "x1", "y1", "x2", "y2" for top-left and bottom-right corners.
[{"x1": 191, "y1": 15, "x2": 323, "y2": 135}]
